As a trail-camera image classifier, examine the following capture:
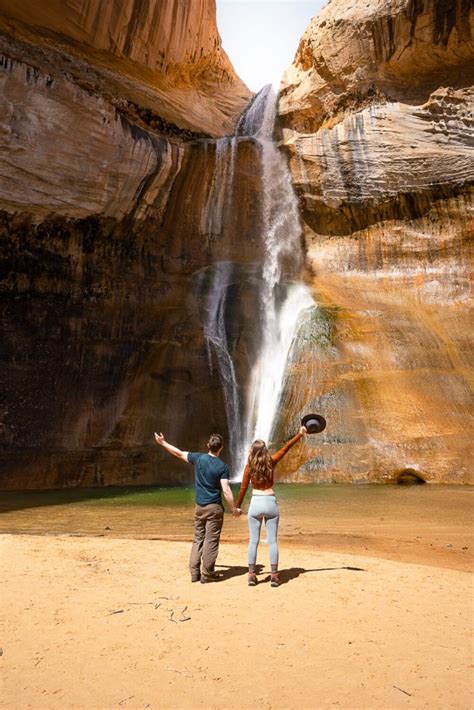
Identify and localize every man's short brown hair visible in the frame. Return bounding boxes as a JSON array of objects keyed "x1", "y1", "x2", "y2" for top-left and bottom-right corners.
[{"x1": 207, "y1": 433, "x2": 224, "y2": 453}]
